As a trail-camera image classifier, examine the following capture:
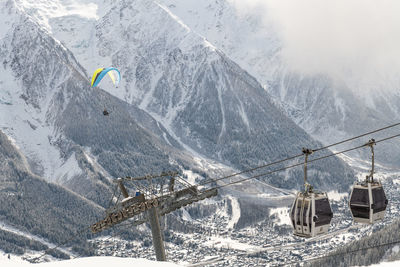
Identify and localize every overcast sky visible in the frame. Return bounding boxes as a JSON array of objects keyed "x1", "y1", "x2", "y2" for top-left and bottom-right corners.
[{"x1": 229, "y1": 0, "x2": 400, "y2": 92}]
